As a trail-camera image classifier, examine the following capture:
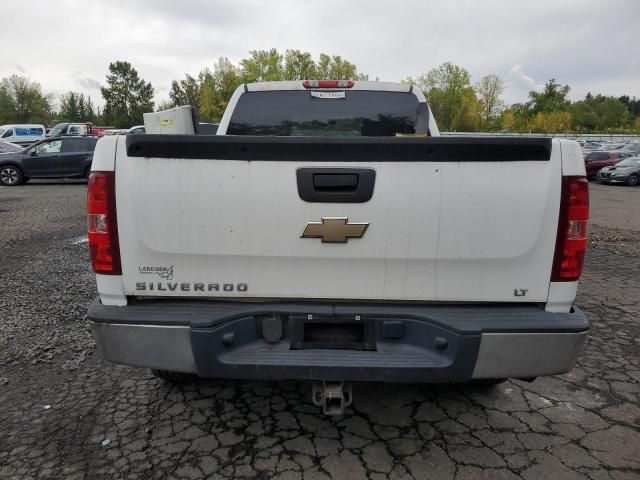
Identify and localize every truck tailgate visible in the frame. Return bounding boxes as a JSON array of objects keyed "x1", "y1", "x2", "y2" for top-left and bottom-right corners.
[{"x1": 114, "y1": 136, "x2": 560, "y2": 303}]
